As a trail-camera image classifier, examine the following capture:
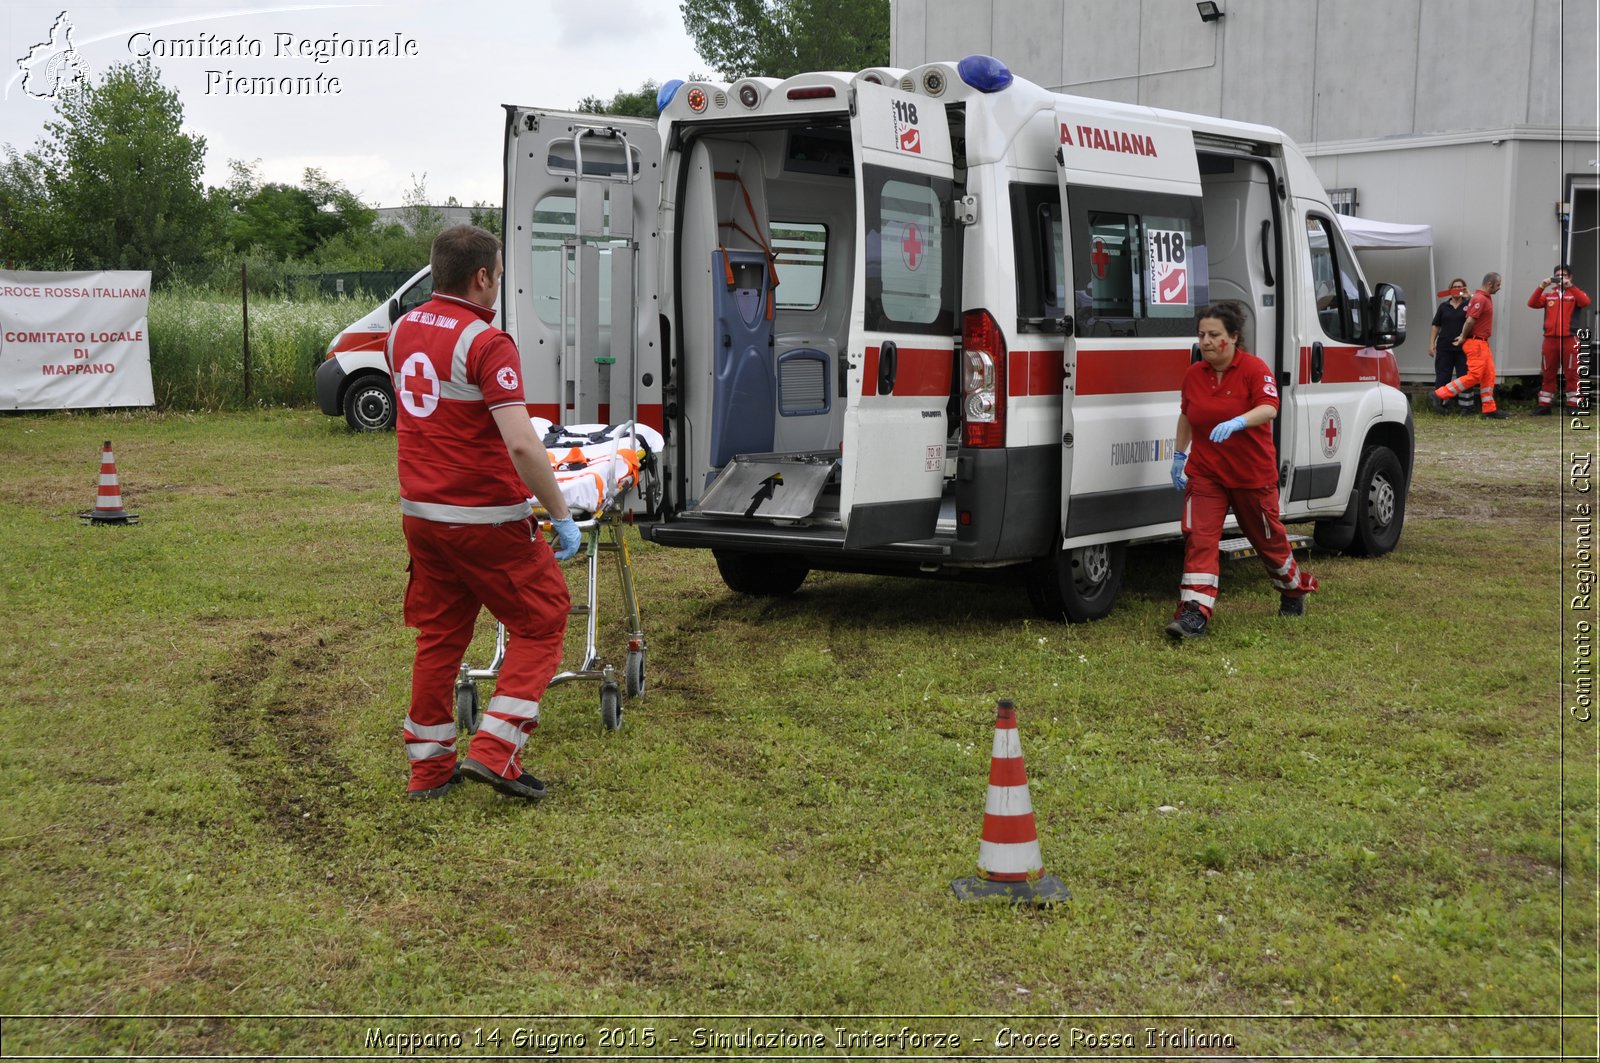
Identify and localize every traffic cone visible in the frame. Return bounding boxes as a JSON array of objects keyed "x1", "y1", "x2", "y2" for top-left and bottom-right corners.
[
  {"x1": 79, "y1": 440, "x2": 139, "y2": 525},
  {"x1": 952, "y1": 699, "x2": 1069, "y2": 905}
]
